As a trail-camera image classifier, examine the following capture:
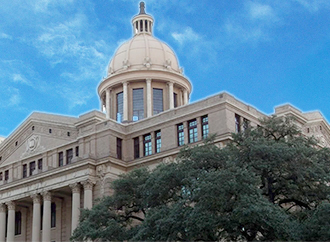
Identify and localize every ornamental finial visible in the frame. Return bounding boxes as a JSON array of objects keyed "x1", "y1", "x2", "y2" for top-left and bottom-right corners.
[{"x1": 139, "y1": 2, "x2": 146, "y2": 14}]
